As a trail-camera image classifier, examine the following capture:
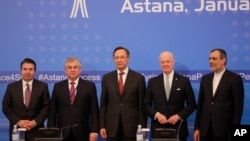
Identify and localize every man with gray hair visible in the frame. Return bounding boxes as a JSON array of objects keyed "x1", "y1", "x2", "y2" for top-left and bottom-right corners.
[
  {"x1": 143, "y1": 51, "x2": 196, "y2": 141},
  {"x1": 48, "y1": 57, "x2": 99, "y2": 141}
]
